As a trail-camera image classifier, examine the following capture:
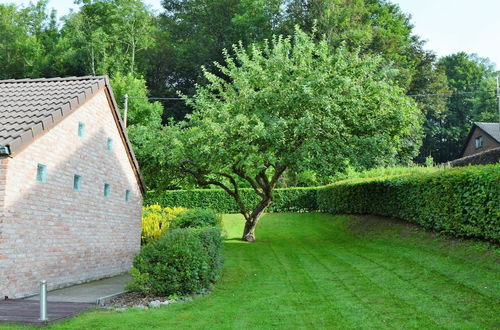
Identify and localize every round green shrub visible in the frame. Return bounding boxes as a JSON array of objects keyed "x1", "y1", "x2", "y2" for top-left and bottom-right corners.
[
  {"x1": 171, "y1": 208, "x2": 222, "y2": 229},
  {"x1": 129, "y1": 226, "x2": 223, "y2": 296}
]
